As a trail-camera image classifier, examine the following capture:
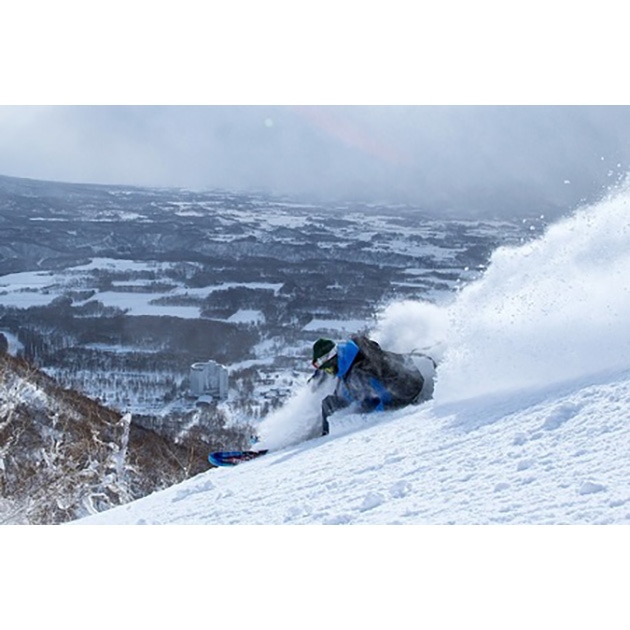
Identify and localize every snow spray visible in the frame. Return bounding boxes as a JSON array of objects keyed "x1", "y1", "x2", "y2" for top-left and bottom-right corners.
[{"x1": 433, "y1": 179, "x2": 630, "y2": 401}]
